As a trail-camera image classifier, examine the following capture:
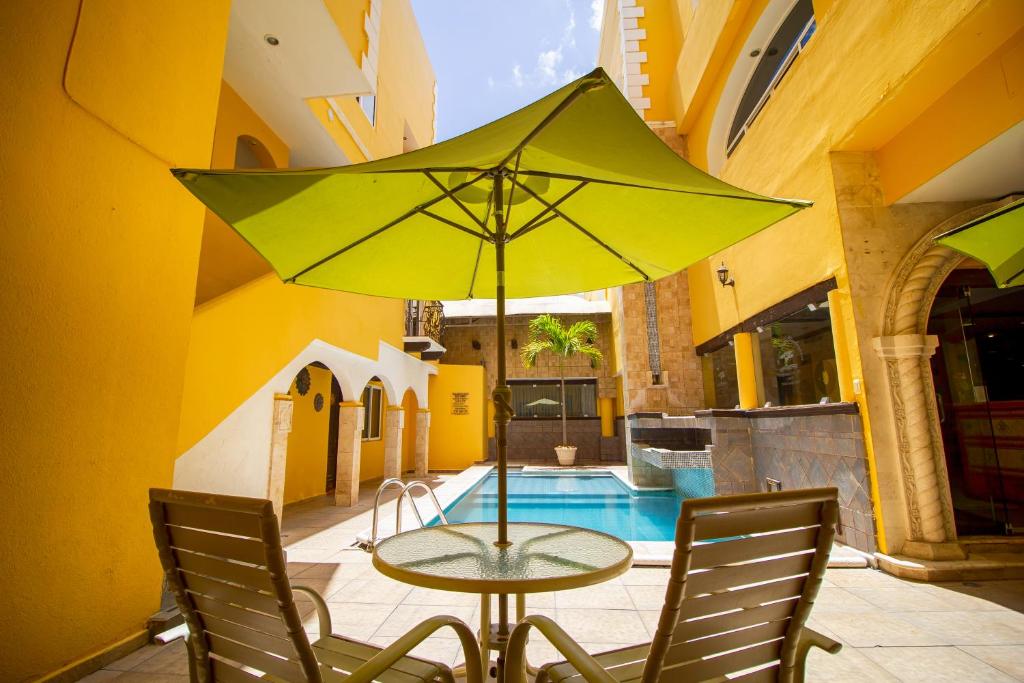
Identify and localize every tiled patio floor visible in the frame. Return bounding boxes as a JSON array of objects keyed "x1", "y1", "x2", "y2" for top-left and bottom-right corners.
[{"x1": 85, "y1": 475, "x2": 1024, "y2": 682}]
